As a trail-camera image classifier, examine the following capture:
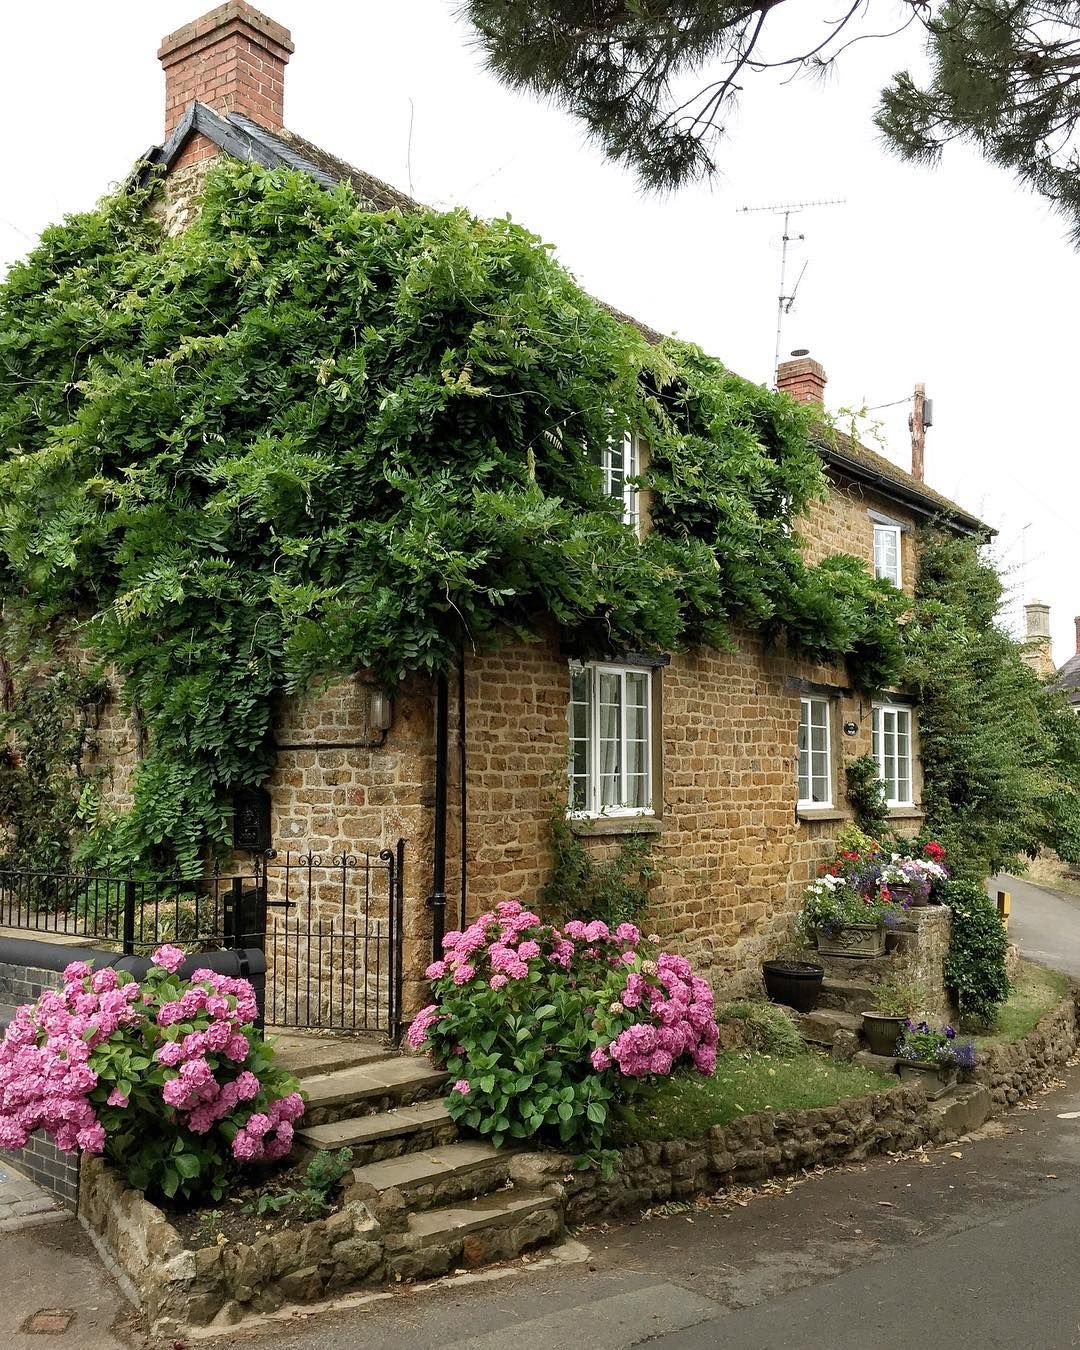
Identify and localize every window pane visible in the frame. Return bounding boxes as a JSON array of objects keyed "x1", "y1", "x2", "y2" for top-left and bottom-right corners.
[{"x1": 568, "y1": 662, "x2": 653, "y2": 815}]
